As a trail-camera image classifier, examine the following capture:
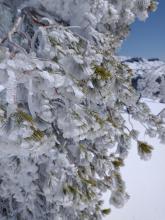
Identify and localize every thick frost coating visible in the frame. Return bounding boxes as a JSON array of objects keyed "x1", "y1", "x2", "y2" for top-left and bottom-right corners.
[
  {"x1": 0, "y1": 0, "x2": 161, "y2": 220},
  {"x1": 0, "y1": 0, "x2": 157, "y2": 48}
]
